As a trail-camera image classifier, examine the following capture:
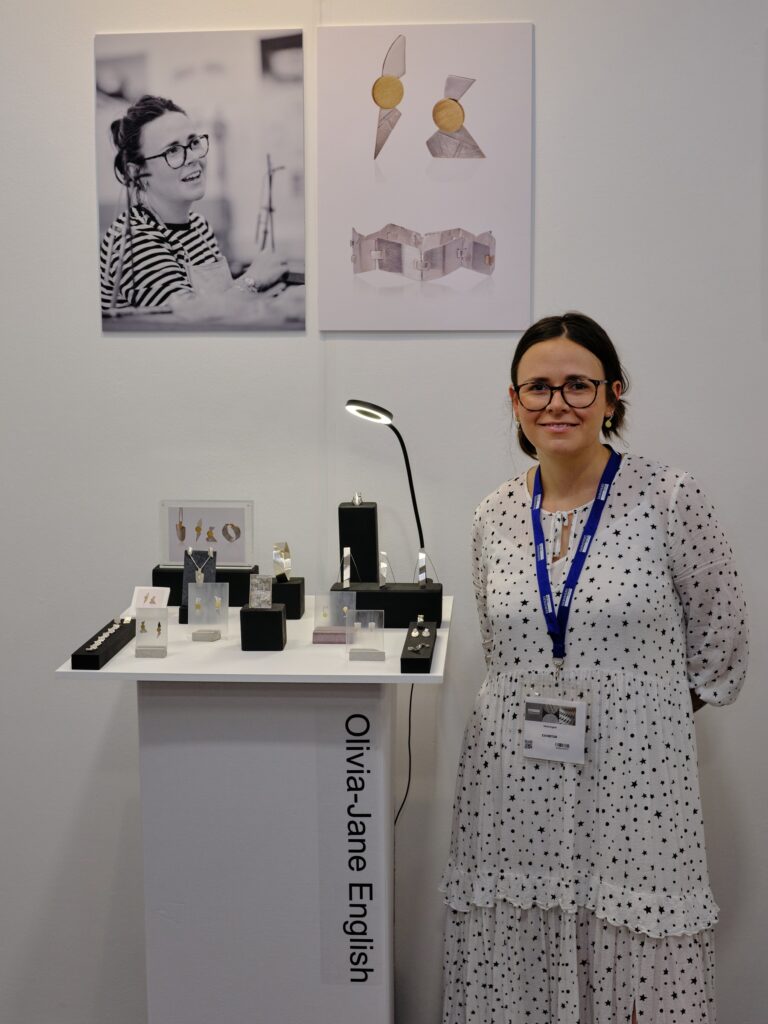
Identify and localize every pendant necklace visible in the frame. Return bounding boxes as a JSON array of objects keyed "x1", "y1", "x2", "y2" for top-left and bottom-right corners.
[{"x1": 188, "y1": 548, "x2": 213, "y2": 585}]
